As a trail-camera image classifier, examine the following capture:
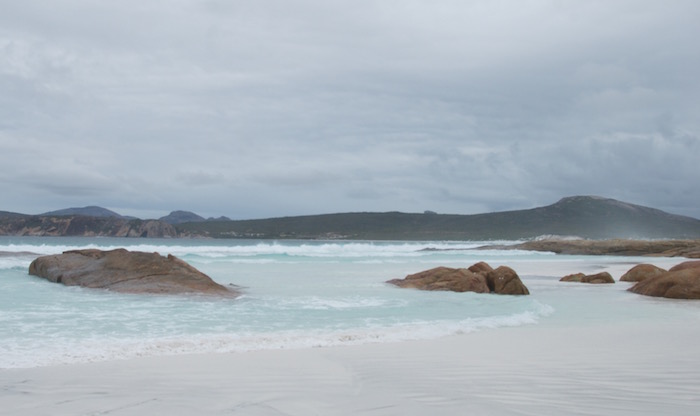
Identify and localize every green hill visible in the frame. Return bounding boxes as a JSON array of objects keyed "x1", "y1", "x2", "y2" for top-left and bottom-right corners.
[
  {"x1": 176, "y1": 196, "x2": 700, "y2": 240},
  {"x1": 41, "y1": 206, "x2": 125, "y2": 218}
]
